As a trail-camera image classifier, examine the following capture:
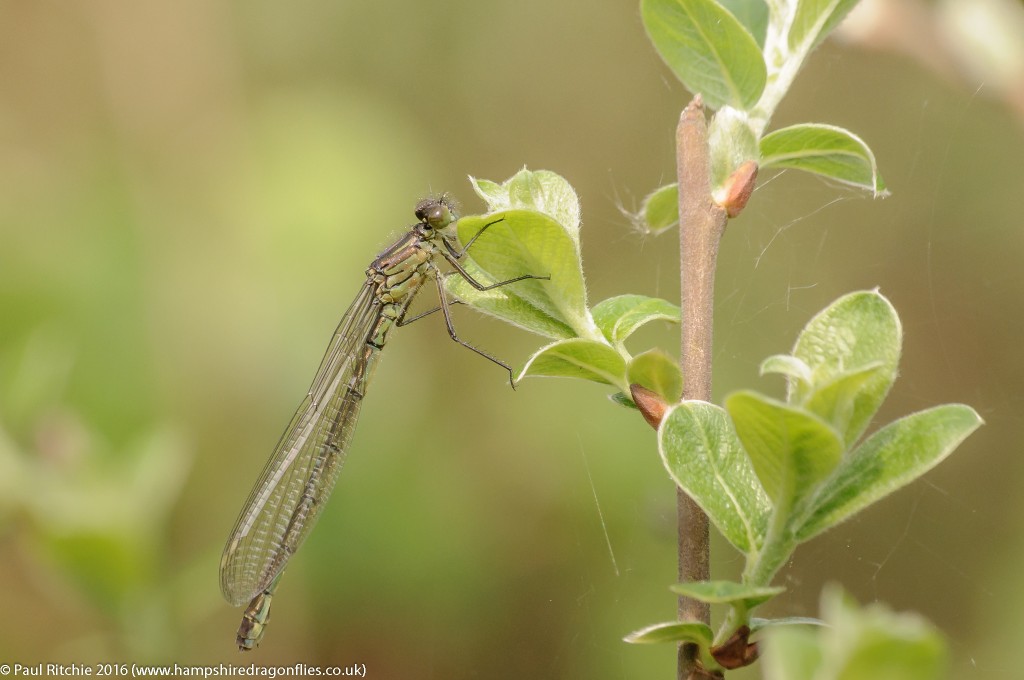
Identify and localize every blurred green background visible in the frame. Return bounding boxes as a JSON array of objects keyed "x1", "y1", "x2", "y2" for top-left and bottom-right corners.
[{"x1": 1, "y1": 1, "x2": 1022, "y2": 677}]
